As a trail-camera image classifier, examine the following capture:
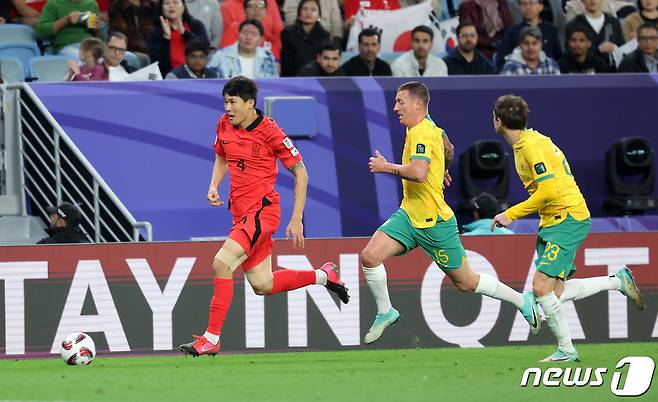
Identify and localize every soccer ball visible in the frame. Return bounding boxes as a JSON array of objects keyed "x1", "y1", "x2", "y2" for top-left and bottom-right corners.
[{"x1": 59, "y1": 332, "x2": 96, "y2": 366}]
